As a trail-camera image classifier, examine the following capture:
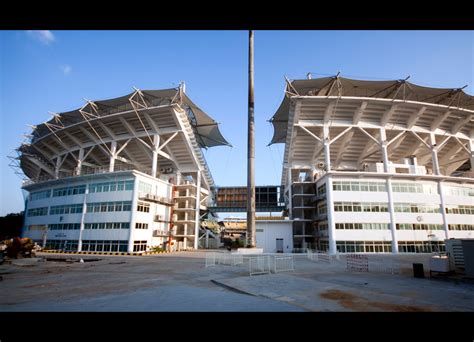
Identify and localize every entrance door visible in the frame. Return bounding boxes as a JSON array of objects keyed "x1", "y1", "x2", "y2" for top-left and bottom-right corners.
[{"x1": 276, "y1": 238, "x2": 284, "y2": 253}]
